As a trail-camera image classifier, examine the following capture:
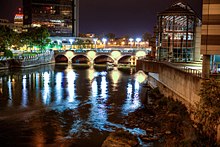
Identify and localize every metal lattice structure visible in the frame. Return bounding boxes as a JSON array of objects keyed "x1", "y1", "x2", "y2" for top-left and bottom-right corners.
[{"x1": 156, "y1": 1, "x2": 201, "y2": 62}]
